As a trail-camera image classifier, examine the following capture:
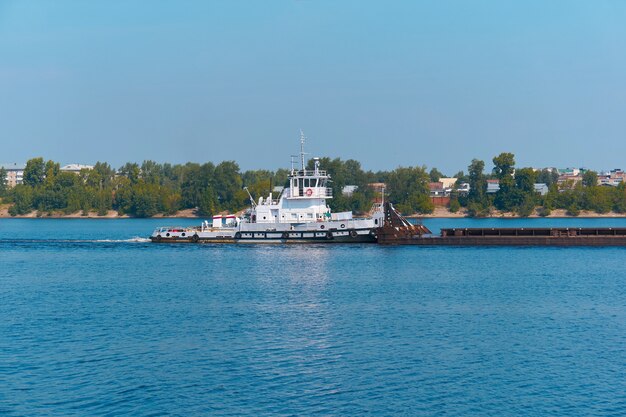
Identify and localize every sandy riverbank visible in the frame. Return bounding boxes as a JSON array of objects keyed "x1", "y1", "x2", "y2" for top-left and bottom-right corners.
[
  {"x1": 2, "y1": 204, "x2": 626, "y2": 219},
  {"x1": 0, "y1": 205, "x2": 201, "y2": 219},
  {"x1": 410, "y1": 207, "x2": 626, "y2": 219}
]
